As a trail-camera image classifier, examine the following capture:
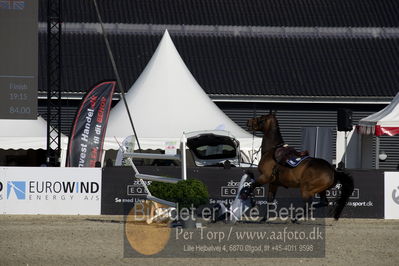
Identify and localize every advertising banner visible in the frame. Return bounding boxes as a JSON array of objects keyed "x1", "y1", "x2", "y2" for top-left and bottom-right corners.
[
  {"x1": 0, "y1": 167, "x2": 101, "y2": 215},
  {"x1": 384, "y1": 172, "x2": 399, "y2": 219},
  {"x1": 190, "y1": 169, "x2": 384, "y2": 219},
  {"x1": 101, "y1": 167, "x2": 157, "y2": 215},
  {"x1": 316, "y1": 169, "x2": 384, "y2": 219},
  {"x1": 66, "y1": 81, "x2": 116, "y2": 167},
  {"x1": 102, "y1": 167, "x2": 384, "y2": 218}
]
